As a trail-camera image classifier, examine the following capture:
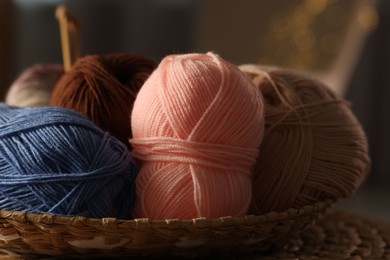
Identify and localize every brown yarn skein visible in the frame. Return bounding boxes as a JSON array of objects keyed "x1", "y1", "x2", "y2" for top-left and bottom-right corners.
[
  {"x1": 240, "y1": 64, "x2": 371, "y2": 214},
  {"x1": 50, "y1": 54, "x2": 157, "y2": 149}
]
